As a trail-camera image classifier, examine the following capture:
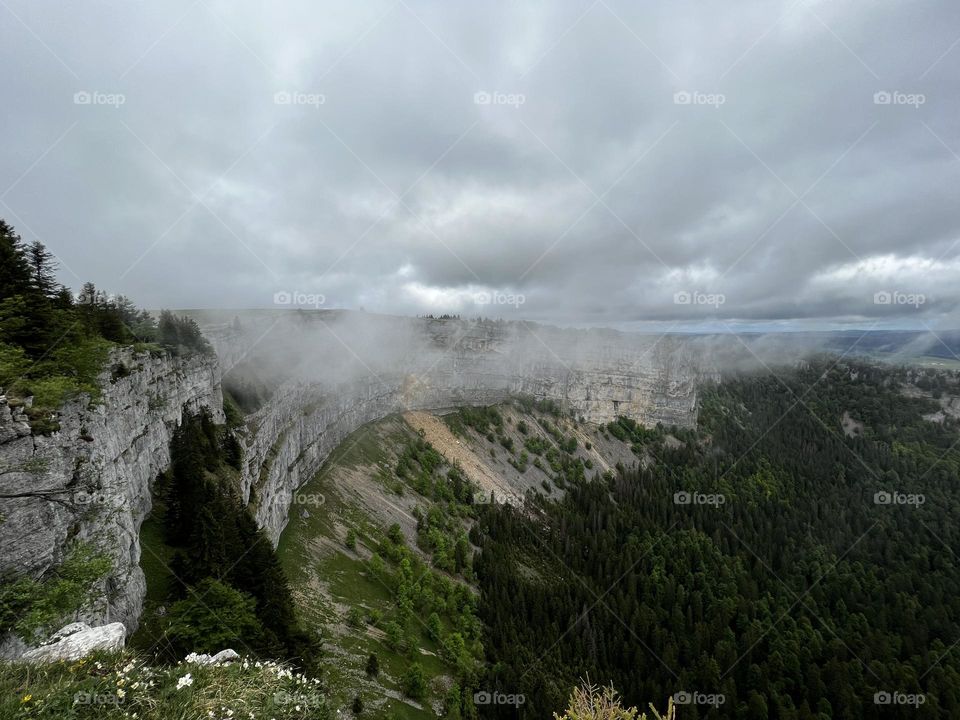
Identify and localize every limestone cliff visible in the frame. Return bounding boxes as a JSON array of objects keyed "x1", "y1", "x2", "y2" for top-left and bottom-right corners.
[
  {"x1": 199, "y1": 312, "x2": 711, "y2": 544},
  {"x1": 0, "y1": 347, "x2": 222, "y2": 637}
]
